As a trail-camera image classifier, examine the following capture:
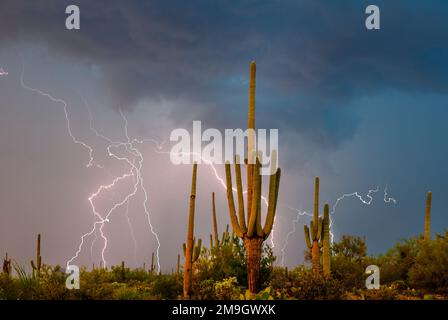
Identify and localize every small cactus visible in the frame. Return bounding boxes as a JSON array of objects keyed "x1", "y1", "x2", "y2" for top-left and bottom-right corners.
[
  {"x1": 211, "y1": 192, "x2": 219, "y2": 248},
  {"x1": 2, "y1": 253, "x2": 12, "y2": 276},
  {"x1": 304, "y1": 178, "x2": 323, "y2": 275},
  {"x1": 424, "y1": 191, "x2": 432, "y2": 240},
  {"x1": 150, "y1": 252, "x2": 155, "y2": 273},
  {"x1": 30, "y1": 234, "x2": 42, "y2": 277}
]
